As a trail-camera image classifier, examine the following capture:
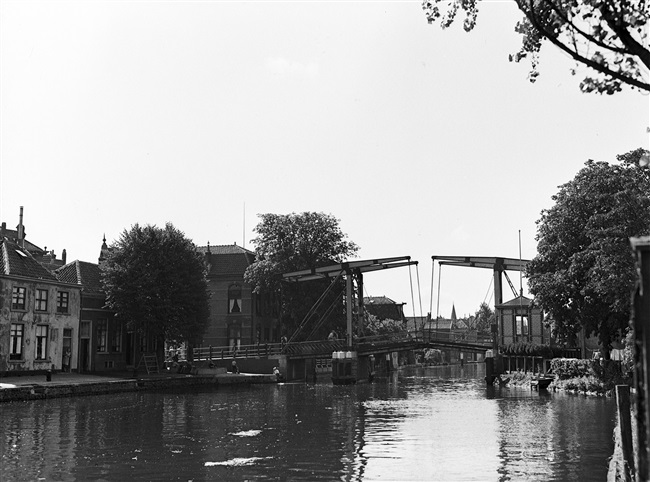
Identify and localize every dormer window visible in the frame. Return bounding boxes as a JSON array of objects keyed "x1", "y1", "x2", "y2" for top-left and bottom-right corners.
[{"x1": 228, "y1": 285, "x2": 242, "y2": 313}]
